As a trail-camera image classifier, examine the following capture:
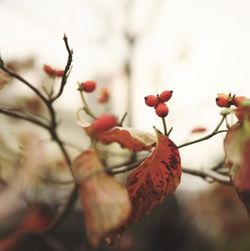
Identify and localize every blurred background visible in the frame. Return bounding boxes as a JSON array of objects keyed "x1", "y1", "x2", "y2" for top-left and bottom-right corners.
[{"x1": 0, "y1": 0, "x2": 250, "y2": 250}]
